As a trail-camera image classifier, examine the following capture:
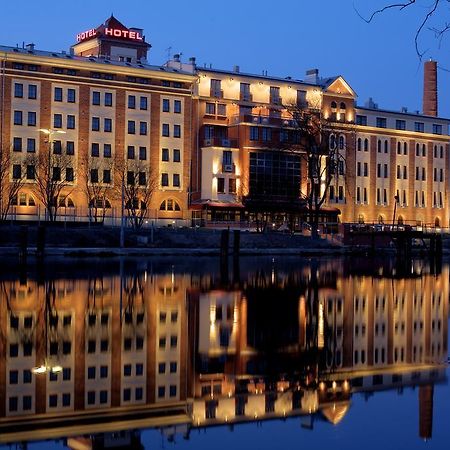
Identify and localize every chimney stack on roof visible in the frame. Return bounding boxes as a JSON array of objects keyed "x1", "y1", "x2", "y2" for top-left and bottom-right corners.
[
  {"x1": 423, "y1": 60, "x2": 438, "y2": 116},
  {"x1": 305, "y1": 68, "x2": 319, "y2": 85}
]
